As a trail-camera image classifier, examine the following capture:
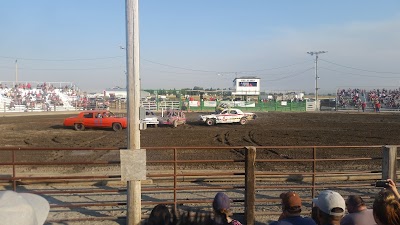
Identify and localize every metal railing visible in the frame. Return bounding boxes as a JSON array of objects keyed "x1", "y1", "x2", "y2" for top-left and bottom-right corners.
[{"x1": 0, "y1": 145, "x2": 397, "y2": 224}]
